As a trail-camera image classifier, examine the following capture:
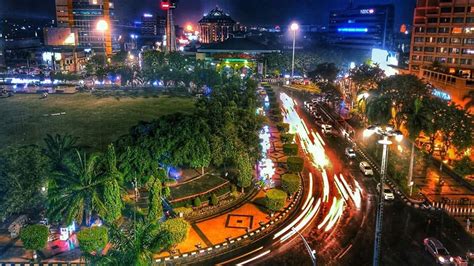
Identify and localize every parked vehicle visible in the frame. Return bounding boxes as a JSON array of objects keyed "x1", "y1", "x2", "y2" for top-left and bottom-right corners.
[
  {"x1": 423, "y1": 237, "x2": 454, "y2": 265},
  {"x1": 359, "y1": 161, "x2": 374, "y2": 176},
  {"x1": 321, "y1": 124, "x2": 333, "y2": 134}
]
